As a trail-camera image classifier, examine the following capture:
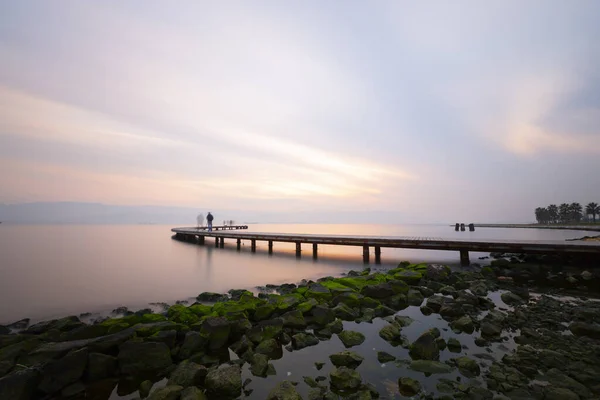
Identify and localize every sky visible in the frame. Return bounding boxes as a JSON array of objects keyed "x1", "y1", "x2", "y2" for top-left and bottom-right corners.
[{"x1": 0, "y1": 1, "x2": 599, "y2": 223}]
